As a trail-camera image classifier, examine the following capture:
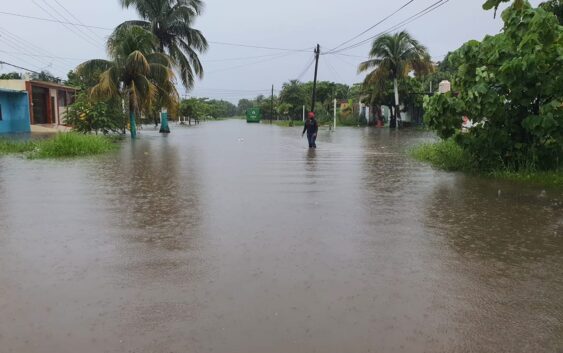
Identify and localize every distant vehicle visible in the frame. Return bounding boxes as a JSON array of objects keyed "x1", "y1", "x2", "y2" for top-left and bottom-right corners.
[{"x1": 246, "y1": 108, "x2": 261, "y2": 123}]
